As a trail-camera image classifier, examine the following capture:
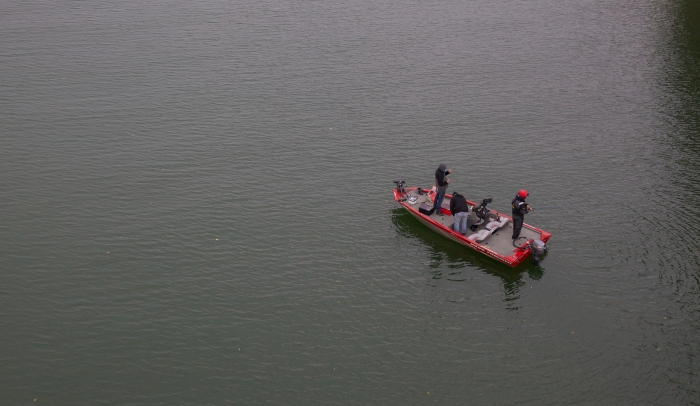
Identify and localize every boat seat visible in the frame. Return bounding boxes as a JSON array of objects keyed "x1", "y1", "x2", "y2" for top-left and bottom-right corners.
[
  {"x1": 467, "y1": 229, "x2": 492, "y2": 242},
  {"x1": 485, "y1": 217, "x2": 510, "y2": 231},
  {"x1": 467, "y1": 217, "x2": 510, "y2": 243},
  {"x1": 485, "y1": 221, "x2": 499, "y2": 231}
]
